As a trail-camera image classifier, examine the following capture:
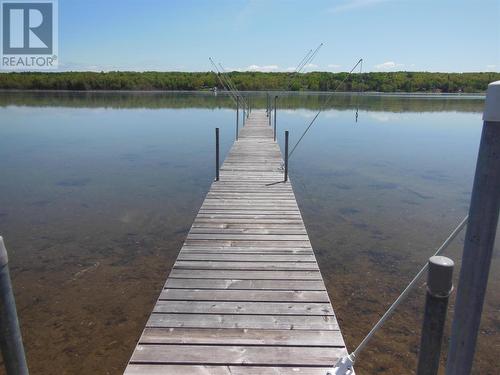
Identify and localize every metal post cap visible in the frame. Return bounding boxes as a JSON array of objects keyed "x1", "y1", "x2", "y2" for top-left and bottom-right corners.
[
  {"x1": 483, "y1": 80, "x2": 500, "y2": 122},
  {"x1": 0, "y1": 236, "x2": 8, "y2": 267},
  {"x1": 427, "y1": 256, "x2": 454, "y2": 297}
]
